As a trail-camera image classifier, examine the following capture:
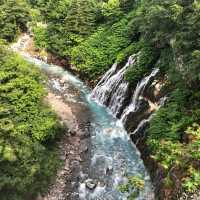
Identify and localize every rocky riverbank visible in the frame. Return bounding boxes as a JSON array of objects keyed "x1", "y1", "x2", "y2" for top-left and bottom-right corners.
[
  {"x1": 12, "y1": 34, "x2": 91, "y2": 200},
  {"x1": 37, "y1": 74, "x2": 91, "y2": 200}
]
